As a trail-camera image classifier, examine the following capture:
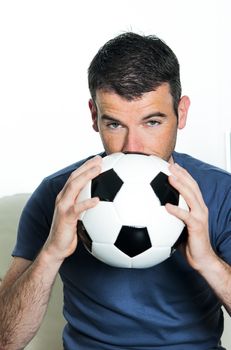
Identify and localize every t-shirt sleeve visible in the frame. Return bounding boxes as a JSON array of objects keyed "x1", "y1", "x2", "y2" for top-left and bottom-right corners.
[
  {"x1": 214, "y1": 186, "x2": 231, "y2": 265},
  {"x1": 12, "y1": 178, "x2": 57, "y2": 261}
]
